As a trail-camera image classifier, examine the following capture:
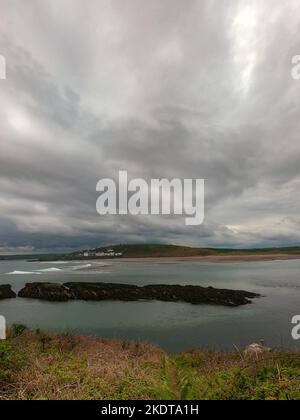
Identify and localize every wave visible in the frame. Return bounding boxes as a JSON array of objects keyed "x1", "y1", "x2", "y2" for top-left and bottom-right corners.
[
  {"x1": 95, "y1": 262, "x2": 111, "y2": 267},
  {"x1": 70, "y1": 263, "x2": 112, "y2": 271},
  {"x1": 71, "y1": 264, "x2": 92, "y2": 270},
  {"x1": 36, "y1": 267, "x2": 62, "y2": 273},
  {"x1": 5, "y1": 263, "x2": 110, "y2": 276},
  {"x1": 7, "y1": 270, "x2": 41, "y2": 275}
]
